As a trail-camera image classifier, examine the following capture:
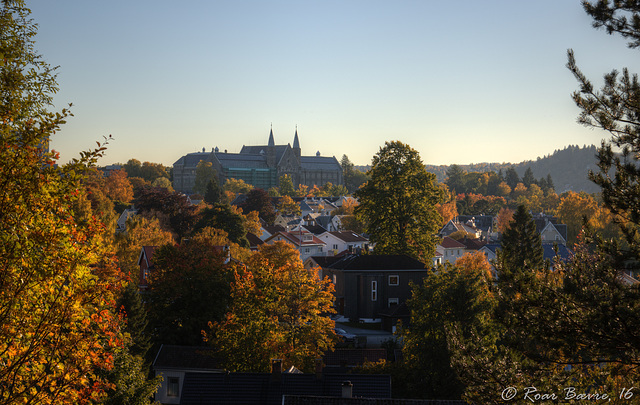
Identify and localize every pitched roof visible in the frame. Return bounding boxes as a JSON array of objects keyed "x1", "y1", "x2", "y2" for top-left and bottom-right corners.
[
  {"x1": 266, "y1": 231, "x2": 326, "y2": 246},
  {"x1": 439, "y1": 237, "x2": 466, "y2": 249},
  {"x1": 246, "y1": 232, "x2": 265, "y2": 249},
  {"x1": 152, "y1": 345, "x2": 222, "y2": 371},
  {"x1": 302, "y1": 224, "x2": 329, "y2": 235},
  {"x1": 137, "y1": 246, "x2": 158, "y2": 268},
  {"x1": 327, "y1": 231, "x2": 369, "y2": 243},
  {"x1": 300, "y1": 155, "x2": 342, "y2": 171},
  {"x1": 321, "y1": 254, "x2": 426, "y2": 271},
  {"x1": 179, "y1": 372, "x2": 391, "y2": 405}
]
